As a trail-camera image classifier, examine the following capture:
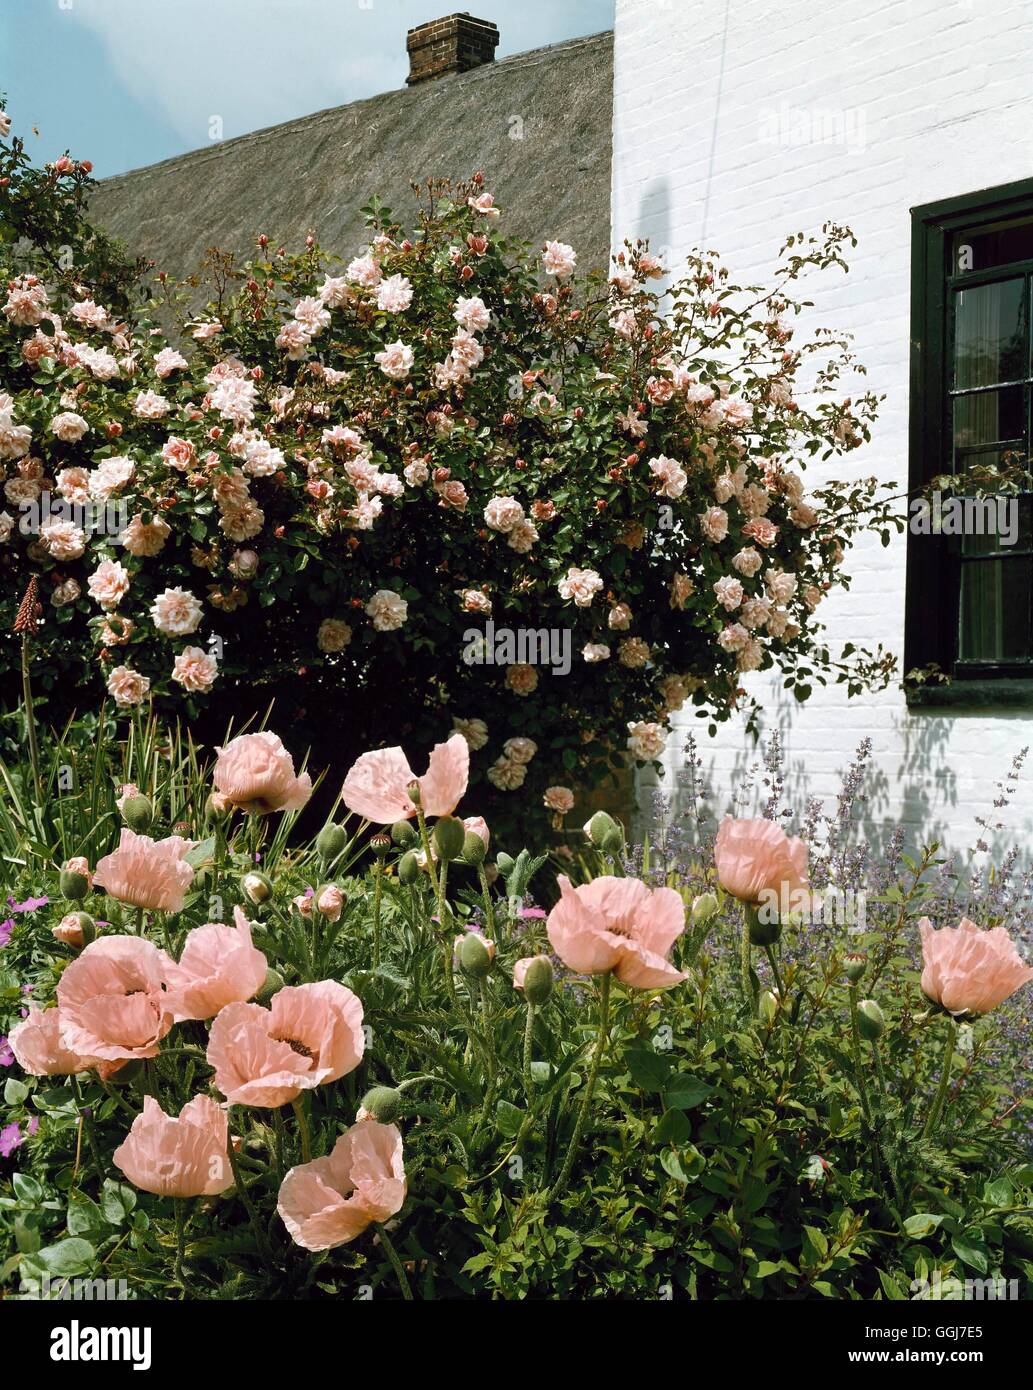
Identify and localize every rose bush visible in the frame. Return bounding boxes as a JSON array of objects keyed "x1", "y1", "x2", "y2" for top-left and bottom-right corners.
[{"x1": 0, "y1": 103, "x2": 896, "y2": 840}]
